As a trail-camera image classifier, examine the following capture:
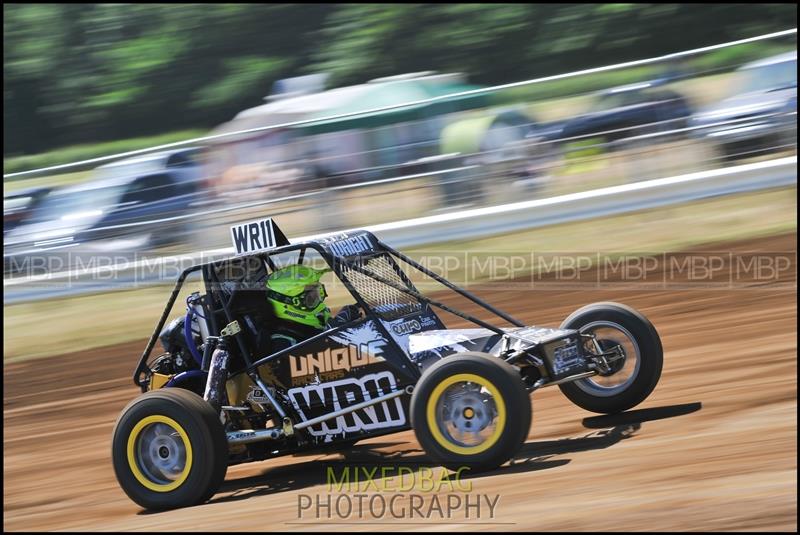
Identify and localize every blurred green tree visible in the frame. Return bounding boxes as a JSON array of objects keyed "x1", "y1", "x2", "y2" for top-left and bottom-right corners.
[{"x1": 3, "y1": 3, "x2": 796, "y2": 156}]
